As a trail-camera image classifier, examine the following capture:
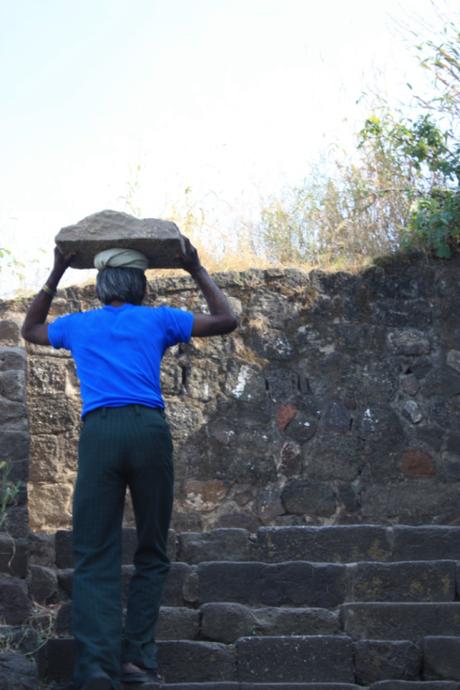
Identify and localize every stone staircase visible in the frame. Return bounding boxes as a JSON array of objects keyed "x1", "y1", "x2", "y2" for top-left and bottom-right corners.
[{"x1": 35, "y1": 525, "x2": 460, "y2": 689}]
